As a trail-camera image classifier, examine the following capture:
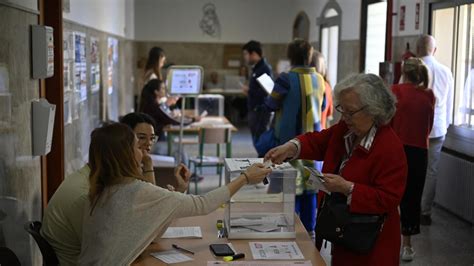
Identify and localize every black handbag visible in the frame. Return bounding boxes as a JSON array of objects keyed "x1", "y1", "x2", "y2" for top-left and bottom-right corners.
[{"x1": 315, "y1": 192, "x2": 386, "y2": 253}]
